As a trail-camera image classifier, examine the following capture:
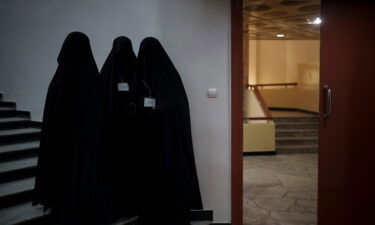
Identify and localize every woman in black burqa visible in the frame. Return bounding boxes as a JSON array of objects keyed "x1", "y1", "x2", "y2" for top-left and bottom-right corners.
[
  {"x1": 137, "y1": 37, "x2": 203, "y2": 225},
  {"x1": 95, "y1": 36, "x2": 139, "y2": 223},
  {"x1": 33, "y1": 32, "x2": 101, "y2": 225}
]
